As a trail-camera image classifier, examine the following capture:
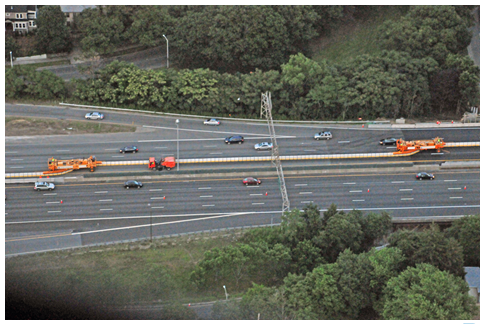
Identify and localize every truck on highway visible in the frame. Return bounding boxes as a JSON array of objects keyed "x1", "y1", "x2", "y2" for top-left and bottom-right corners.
[{"x1": 148, "y1": 156, "x2": 176, "y2": 171}]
